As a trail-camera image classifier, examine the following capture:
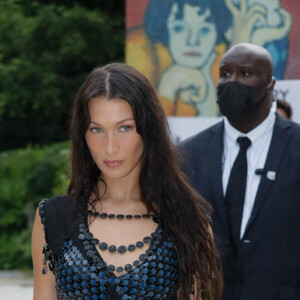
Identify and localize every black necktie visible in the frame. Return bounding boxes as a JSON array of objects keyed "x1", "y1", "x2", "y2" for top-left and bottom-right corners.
[{"x1": 225, "y1": 136, "x2": 251, "y2": 247}]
